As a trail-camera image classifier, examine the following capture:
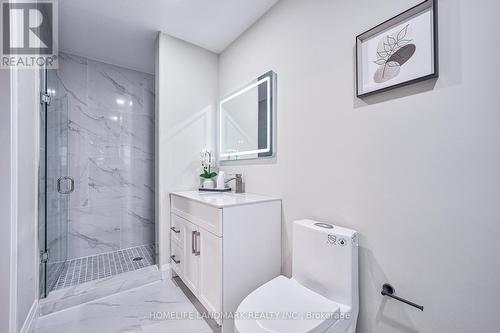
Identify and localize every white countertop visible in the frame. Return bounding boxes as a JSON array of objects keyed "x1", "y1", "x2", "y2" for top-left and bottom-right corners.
[{"x1": 170, "y1": 191, "x2": 281, "y2": 208}]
